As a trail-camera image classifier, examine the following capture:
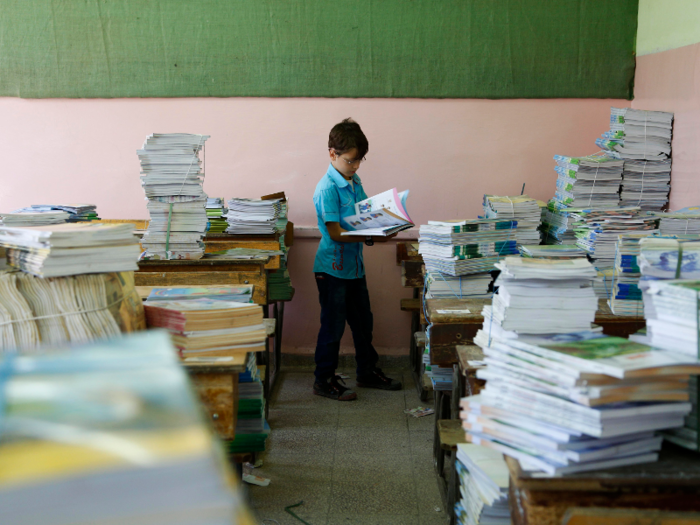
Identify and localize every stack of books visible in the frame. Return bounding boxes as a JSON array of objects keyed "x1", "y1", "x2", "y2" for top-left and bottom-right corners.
[
  {"x1": 0, "y1": 223, "x2": 140, "y2": 278},
  {"x1": 482, "y1": 195, "x2": 541, "y2": 245},
  {"x1": 145, "y1": 285, "x2": 254, "y2": 304},
  {"x1": 16, "y1": 204, "x2": 100, "y2": 222},
  {"x1": 553, "y1": 153, "x2": 623, "y2": 209},
  {"x1": 570, "y1": 208, "x2": 659, "y2": 269},
  {"x1": 608, "y1": 232, "x2": 658, "y2": 316},
  {"x1": 229, "y1": 352, "x2": 271, "y2": 454},
  {"x1": 143, "y1": 298, "x2": 265, "y2": 361},
  {"x1": 594, "y1": 268, "x2": 616, "y2": 300},
  {"x1": 597, "y1": 107, "x2": 674, "y2": 210},
  {"x1": 463, "y1": 335, "x2": 700, "y2": 475},
  {"x1": 540, "y1": 203, "x2": 579, "y2": 245},
  {"x1": 205, "y1": 197, "x2": 228, "y2": 233},
  {"x1": 0, "y1": 210, "x2": 69, "y2": 226},
  {"x1": 0, "y1": 330, "x2": 248, "y2": 525},
  {"x1": 653, "y1": 210, "x2": 700, "y2": 236},
  {"x1": 519, "y1": 244, "x2": 586, "y2": 259},
  {"x1": 419, "y1": 219, "x2": 519, "y2": 277},
  {"x1": 424, "y1": 271, "x2": 492, "y2": 299},
  {"x1": 138, "y1": 133, "x2": 210, "y2": 260},
  {"x1": 454, "y1": 444, "x2": 510, "y2": 525},
  {"x1": 226, "y1": 198, "x2": 283, "y2": 234},
  {"x1": 269, "y1": 196, "x2": 294, "y2": 302}
]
